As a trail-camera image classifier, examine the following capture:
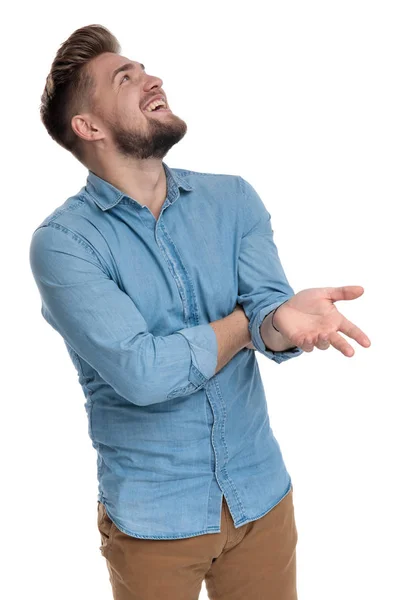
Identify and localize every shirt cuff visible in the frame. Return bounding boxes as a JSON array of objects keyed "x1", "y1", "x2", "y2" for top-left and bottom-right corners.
[
  {"x1": 175, "y1": 323, "x2": 218, "y2": 385},
  {"x1": 251, "y1": 300, "x2": 304, "y2": 364}
]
